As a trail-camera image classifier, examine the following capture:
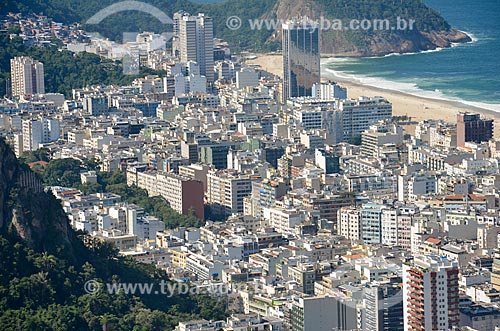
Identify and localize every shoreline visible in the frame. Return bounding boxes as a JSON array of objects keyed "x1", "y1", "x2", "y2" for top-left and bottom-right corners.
[
  {"x1": 343, "y1": 79, "x2": 500, "y2": 117},
  {"x1": 319, "y1": 29, "x2": 476, "y2": 59},
  {"x1": 246, "y1": 54, "x2": 500, "y2": 138}
]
